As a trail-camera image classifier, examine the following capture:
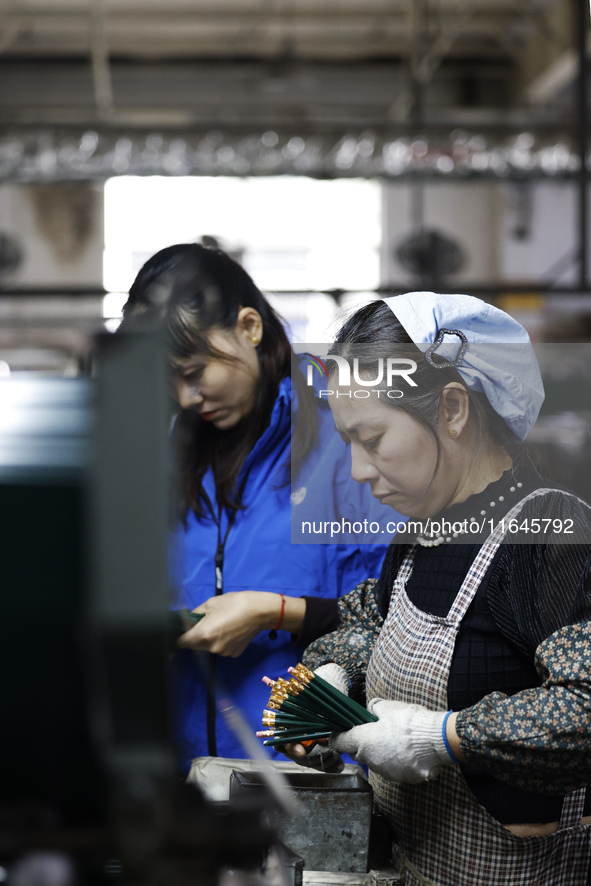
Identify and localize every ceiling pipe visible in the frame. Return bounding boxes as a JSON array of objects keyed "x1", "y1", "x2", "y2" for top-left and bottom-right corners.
[{"x1": 575, "y1": 0, "x2": 589, "y2": 290}]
